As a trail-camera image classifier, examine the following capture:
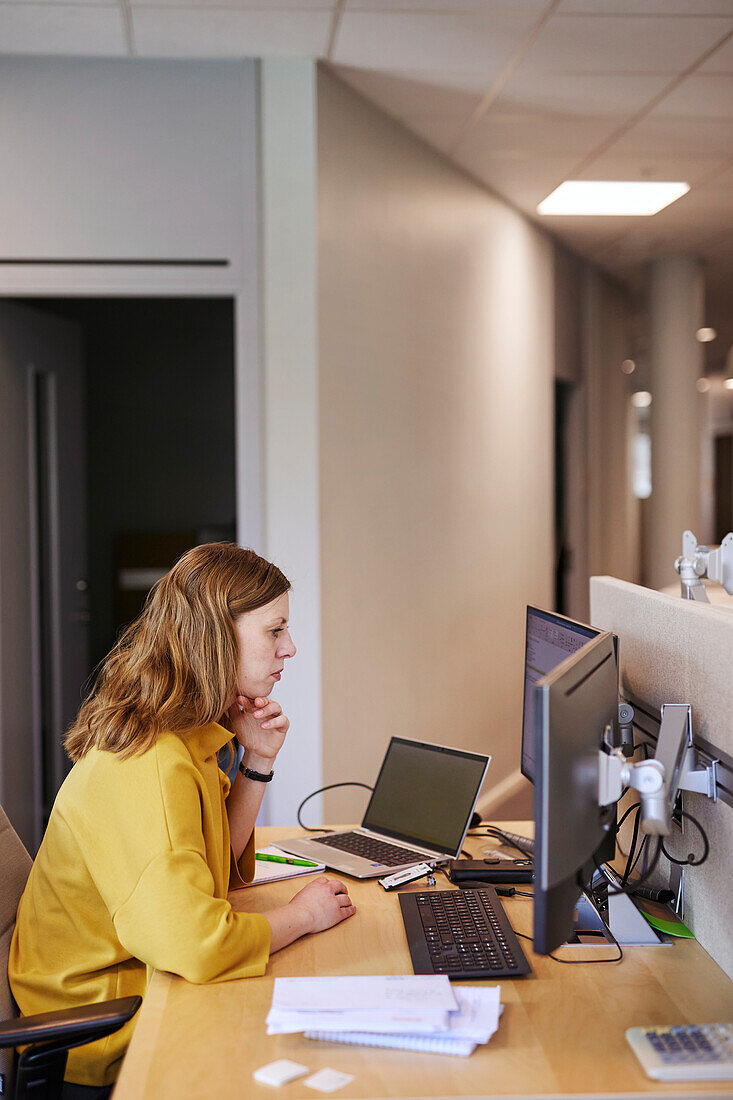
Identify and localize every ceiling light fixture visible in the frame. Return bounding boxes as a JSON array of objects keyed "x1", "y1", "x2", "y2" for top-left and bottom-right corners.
[
  {"x1": 696, "y1": 328, "x2": 717, "y2": 343},
  {"x1": 537, "y1": 181, "x2": 689, "y2": 217},
  {"x1": 631, "y1": 391, "x2": 652, "y2": 408},
  {"x1": 621, "y1": 359, "x2": 636, "y2": 375}
]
